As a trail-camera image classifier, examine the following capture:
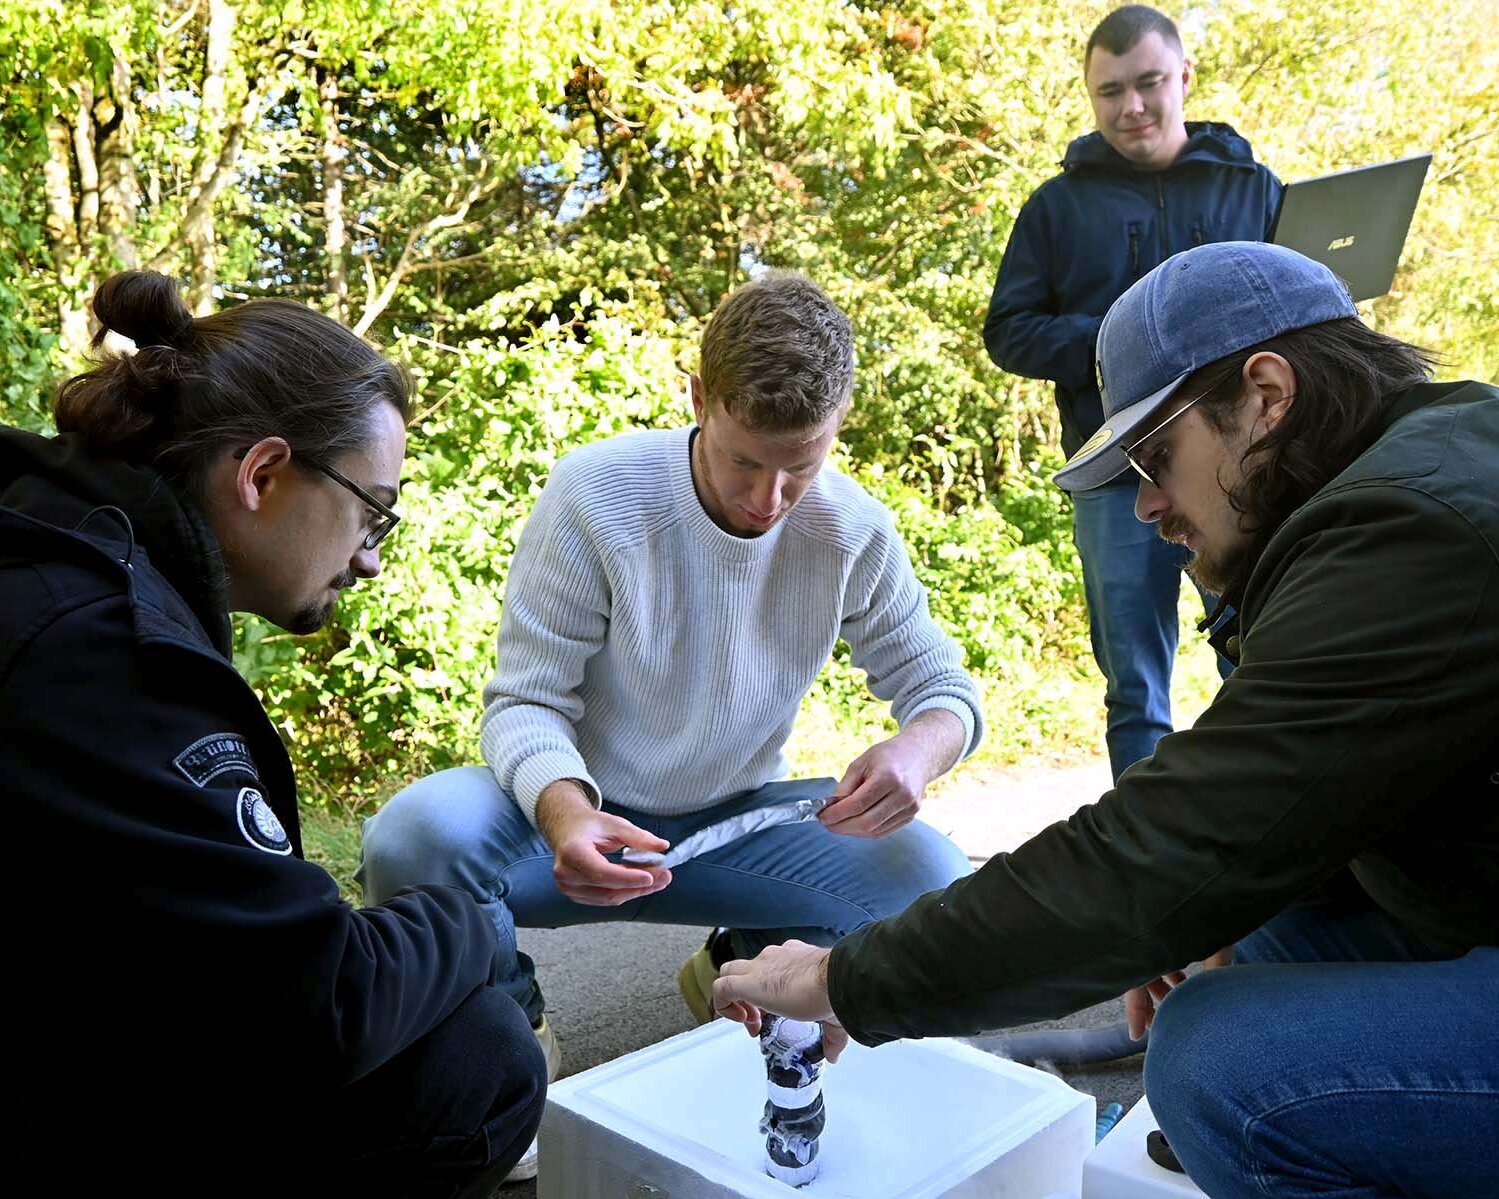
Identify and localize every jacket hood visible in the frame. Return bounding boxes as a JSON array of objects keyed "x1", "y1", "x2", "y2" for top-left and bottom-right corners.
[
  {"x1": 1062, "y1": 121, "x2": 1259, "y2": 173},
  {"x1": 0, "y1": 424, "x2": 232, "y2": 653}
]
